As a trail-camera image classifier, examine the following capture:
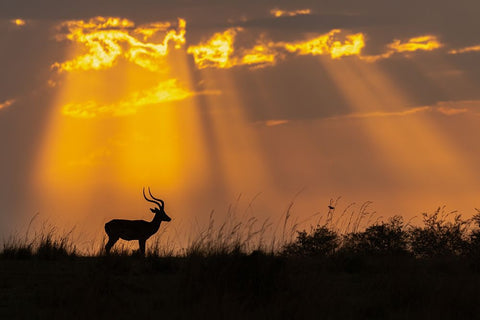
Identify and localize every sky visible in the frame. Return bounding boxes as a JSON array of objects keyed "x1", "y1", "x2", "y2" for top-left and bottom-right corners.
[{"x1": 2, "y1": 0, "x2": 480, "y2": 245}]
